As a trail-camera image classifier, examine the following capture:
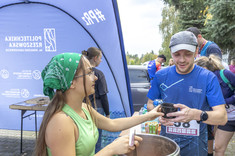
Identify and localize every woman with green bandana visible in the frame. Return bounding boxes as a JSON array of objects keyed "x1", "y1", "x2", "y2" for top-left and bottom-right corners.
[{"x1": 34, "y1": 52, "x2": 163, "y2": 156}]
